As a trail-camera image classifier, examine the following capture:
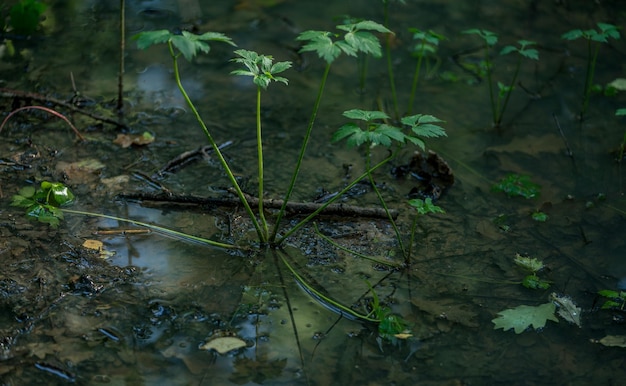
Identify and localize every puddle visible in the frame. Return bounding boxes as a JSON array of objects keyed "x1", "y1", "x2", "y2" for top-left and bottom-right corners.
[{"x1": 1, "y1": 0, "x2": 626, "y2": 385}]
